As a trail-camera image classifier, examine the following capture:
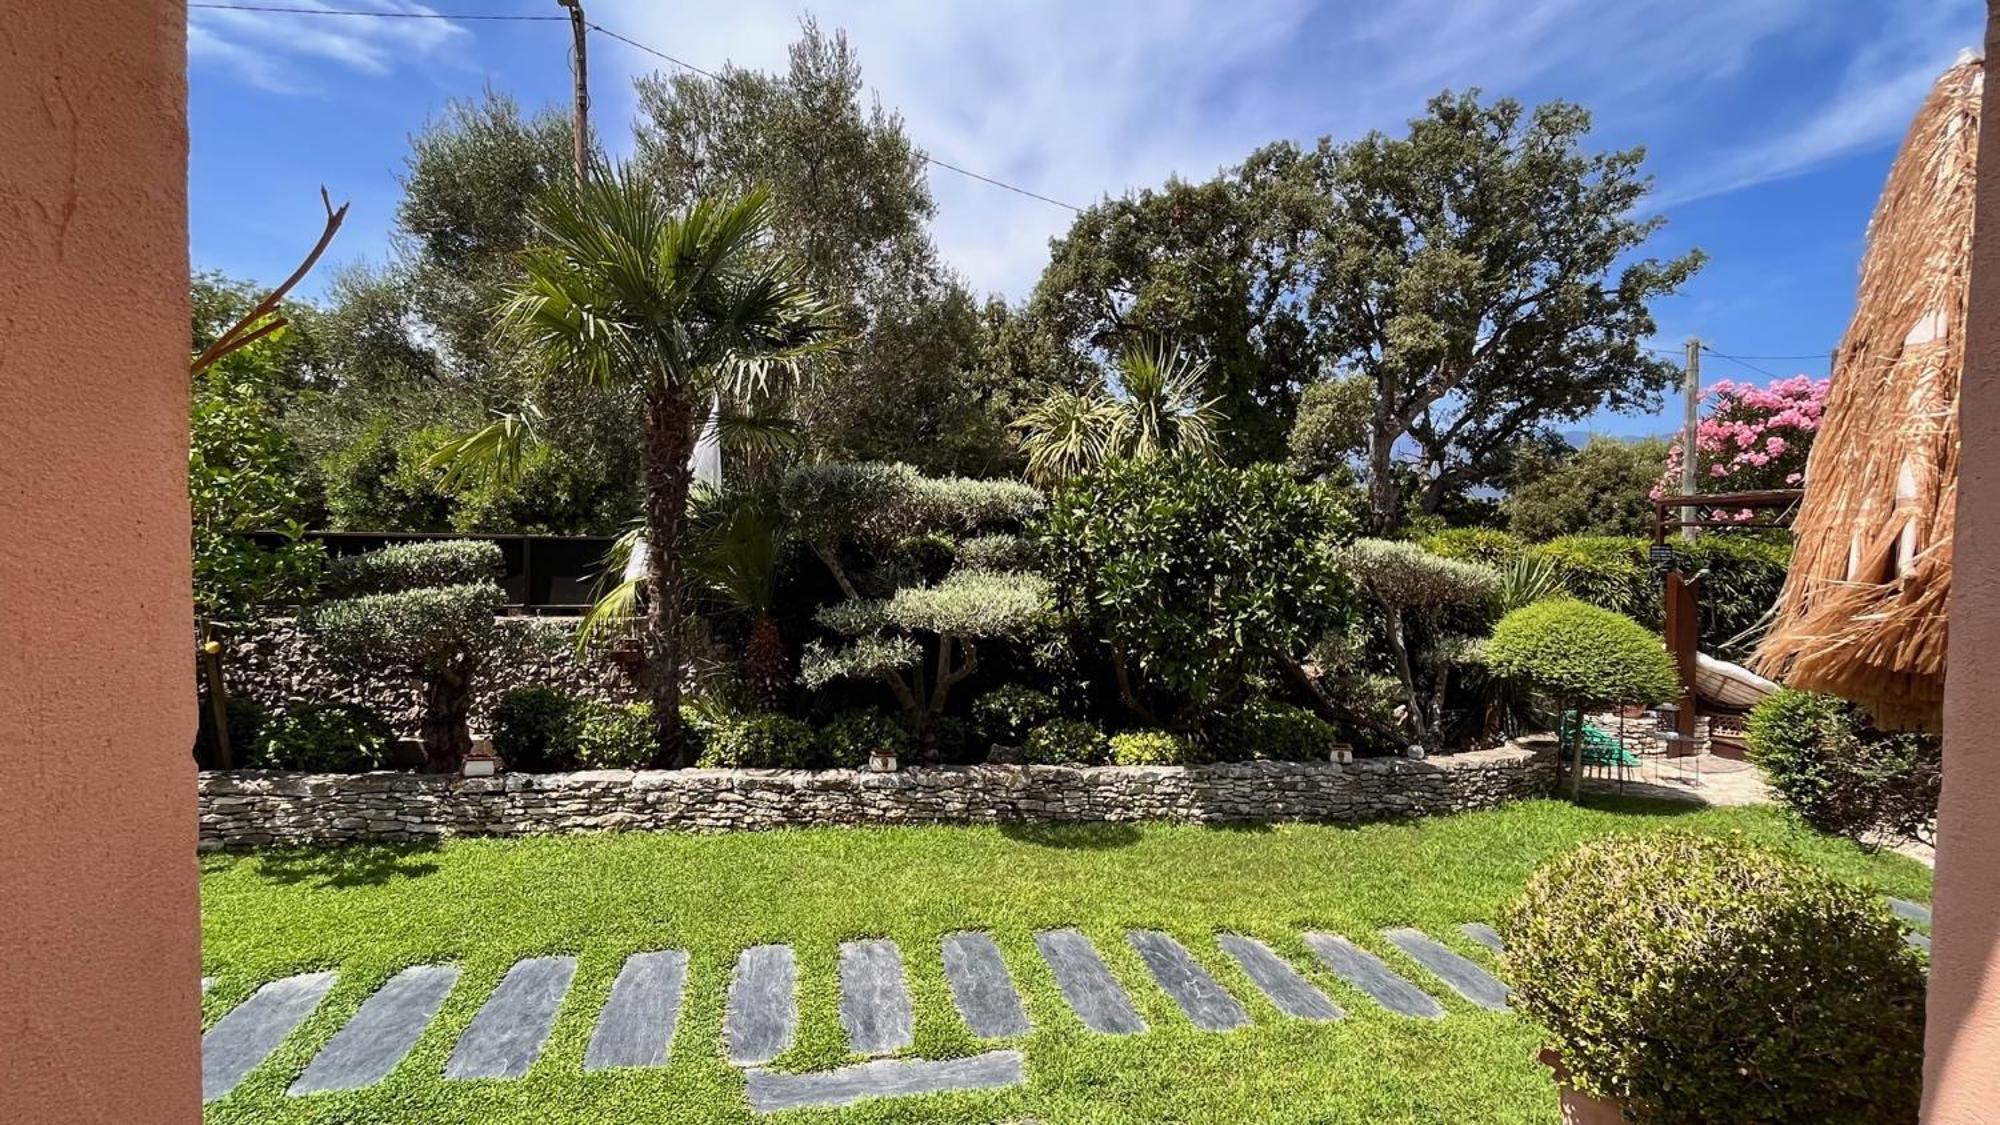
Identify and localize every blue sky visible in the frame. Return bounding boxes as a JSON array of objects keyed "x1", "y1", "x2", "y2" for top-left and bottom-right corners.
[{"x1": 189, "y1": 0, "x2": 1984, "y2": 437}]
